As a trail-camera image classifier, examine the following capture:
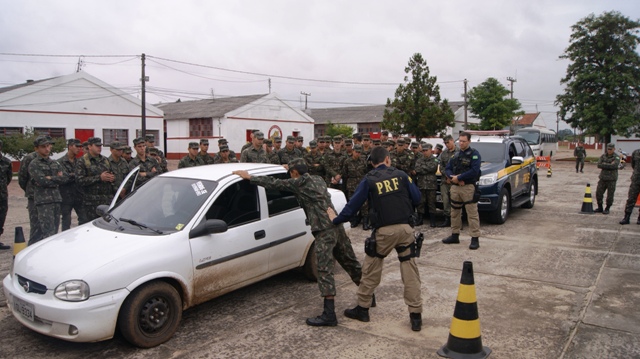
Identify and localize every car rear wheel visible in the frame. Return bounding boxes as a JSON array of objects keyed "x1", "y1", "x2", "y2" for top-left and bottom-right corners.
[
  {"x1": 522, "y1": 181, "x2": 536, "y2": 209},
  {"x1": 489, "y1": 188, "x2": 510, "y2": 224},
  {"x1": 302, "y1": 241, "x2": 318, "y2": 281},
  {"x1": 118, "y1": 281, "x2": 182, "y2": 348}
]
